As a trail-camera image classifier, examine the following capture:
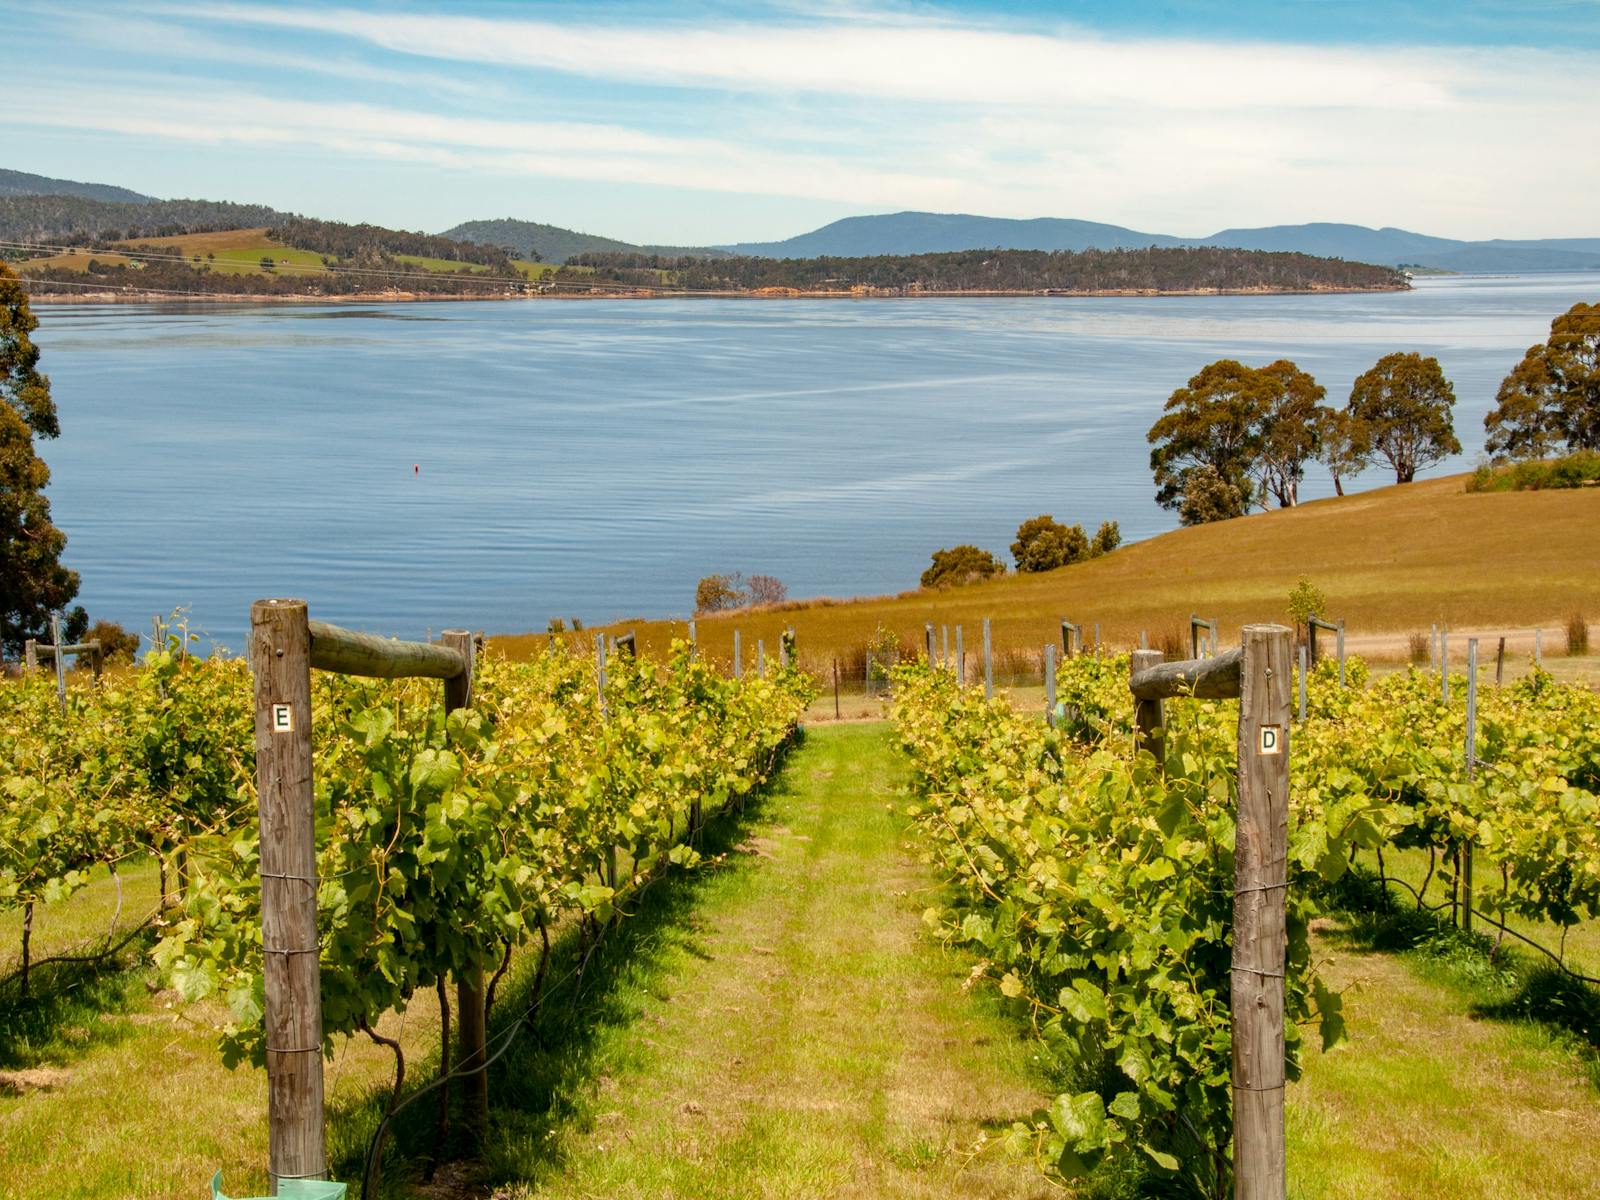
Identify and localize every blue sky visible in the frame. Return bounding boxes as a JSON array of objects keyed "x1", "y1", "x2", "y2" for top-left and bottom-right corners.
[{"x1": 3, "y1": 1, "x2": 1597, "y2": 243}]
